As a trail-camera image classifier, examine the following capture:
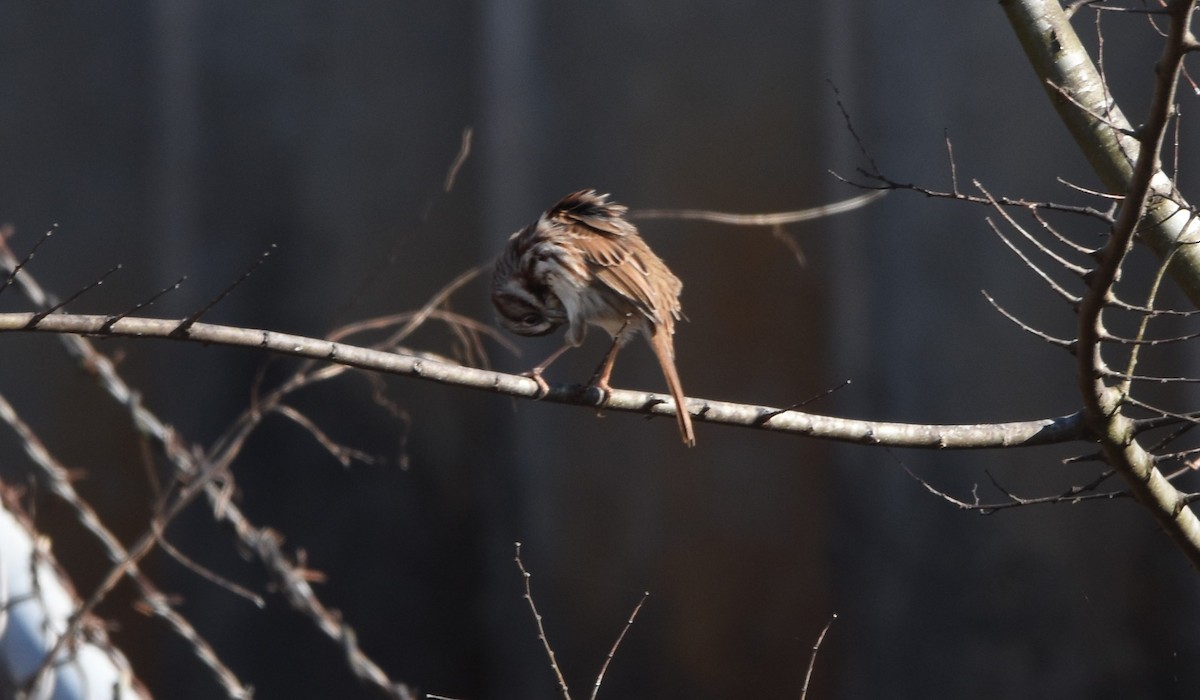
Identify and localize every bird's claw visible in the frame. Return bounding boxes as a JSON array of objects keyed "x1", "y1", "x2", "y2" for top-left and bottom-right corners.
[
  {"x1": 584, "y1": 379, "x2": 613, "y2": 406},
  {"x1": 522, "y1": 370, "x2": 551, "y2": 399}
]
